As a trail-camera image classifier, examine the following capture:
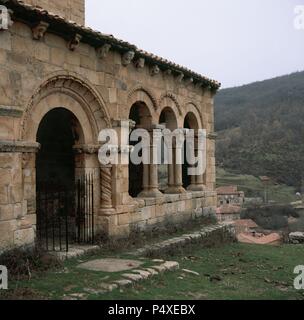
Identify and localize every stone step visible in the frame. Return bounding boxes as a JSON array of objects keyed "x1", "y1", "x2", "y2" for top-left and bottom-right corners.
[{"x1": 128, "y1": 223, "x2": 236, "y2": 257}]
